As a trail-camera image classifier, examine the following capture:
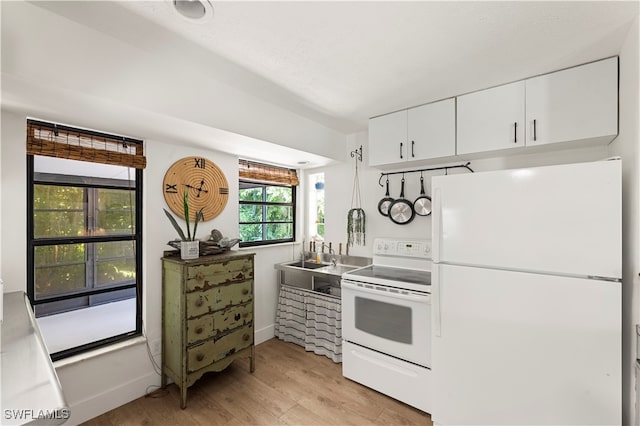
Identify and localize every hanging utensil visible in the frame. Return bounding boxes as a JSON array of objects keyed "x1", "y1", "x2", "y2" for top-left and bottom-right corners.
[
  {"x1": 413, "y1": 174, "x2": 432, "y2": 216},
  {"x1": 377, "y1": 177, "x2": 395, "y2": 217},
  {"x1": 389, "y1": 177, "x2": 415, "y2": 225}
]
